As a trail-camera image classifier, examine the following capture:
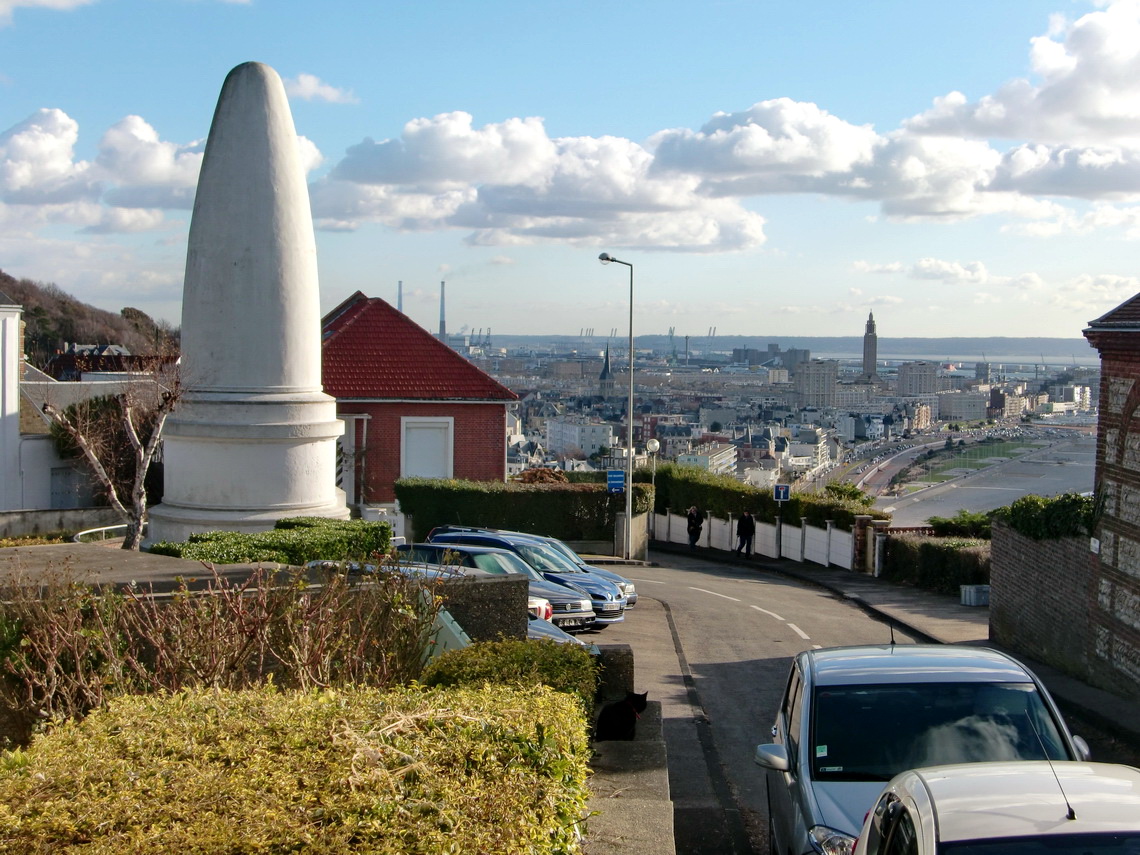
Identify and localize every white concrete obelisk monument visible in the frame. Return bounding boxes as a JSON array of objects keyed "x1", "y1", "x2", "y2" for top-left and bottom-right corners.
[{"x1": 148, "y1": 62, "x2": 348, "y2": 543}]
